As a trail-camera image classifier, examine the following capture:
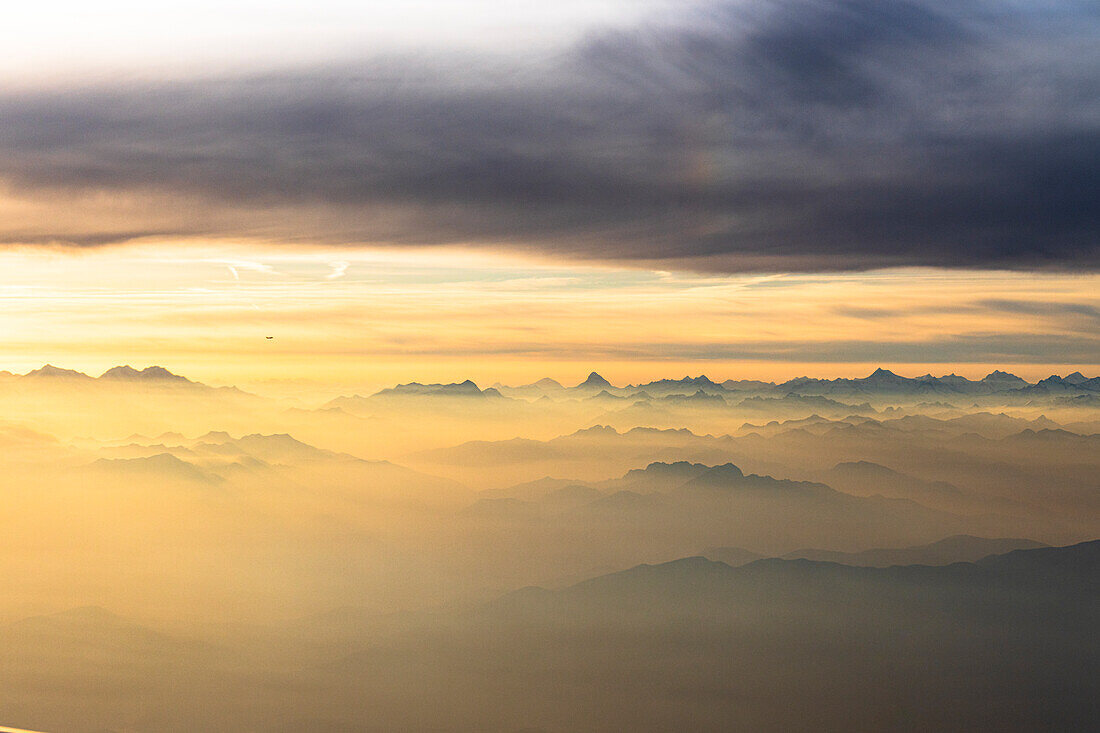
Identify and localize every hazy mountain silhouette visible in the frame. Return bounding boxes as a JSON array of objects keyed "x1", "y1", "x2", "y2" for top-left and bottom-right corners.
[
  {"x1": 21, "y1": 364, "x2": 93, "y2": 380},
  {"x1": 775, "y1": 368, "x2": 1040, "y2": 397},
  {"x1": 84, "y1": 431, "x2": 473, "y2": 509},
  {"x1": 16, "y1": 364, "x2": 234, "y2": 390},
  {"x1": 461, "y1": 459, "x2": 973, "y2": 555},
  {"x1": 486, "y1": 367, "x2": 1083, "y2": 401},
  {"x1": 412, "y1": 425, "x2": 739, "y2": 473},
  {"x1": 311, "y1": 541, "x2": 1099, "y2": 733},
  {"x1": 373, "y1": 379, "x2": 505, "y2": 398},
  {"x1": 826, "y1": 460, "x2": 965, "y2": 502},
  {"x1": 634, "y1": 375, "x2": 726, "y2": 396},
  {"x1": 705, "y1": 535, "x2": 1049, "y2": 567},
  {"x1": 98, "y1": 365, "x2": 191, "y2": 383},
  {"x1": 785, "y1": 535, "x2": 1050, "y2": 566},
  {"x1": 480, "y1": 368, "x2": 1076, "y2": 402},
  {"x1": 494, "y1": 377, "x2": 567, "y2": 399},
  {"x1": 89, "y1": 453, "x2": 224, "y2": 485},
  {"x1": 325, "y1": 381, "x2": 523, "y2": 423},
  {"x1": 1014, "y1": 374, "x2": 1100, "y2": 395},
  {"x1": 576, "y1": 371, "x2": 613, "y2": 390},
  {"x1": 981, "y1": 369, "x2": 1030, "y2": 389},
  {"x1": 484, "y1": 367, "x2": 1100, "y2": 409}
]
